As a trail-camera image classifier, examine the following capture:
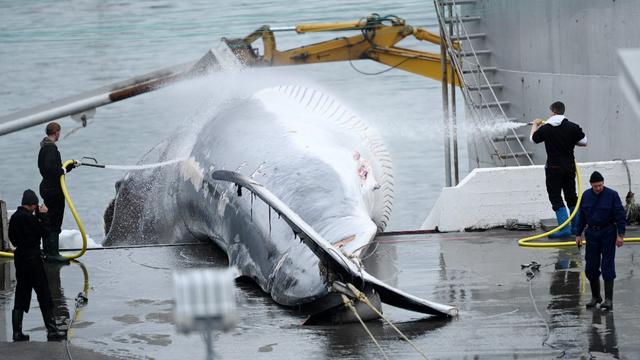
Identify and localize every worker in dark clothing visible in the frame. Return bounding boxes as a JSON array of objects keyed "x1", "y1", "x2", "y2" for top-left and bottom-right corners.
[
  {"x1": 38, "y1": 122, "x2": 75, "y2": 262},
  {"x1": 576, "y1": 171, "x2": 625, "y2": 311},
  {"x1": 9, "y1": 189, "x2": 67, "y2": 342},
  {"x1": 531, "y1": 101, "x2": 587, "y2": 238}
]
